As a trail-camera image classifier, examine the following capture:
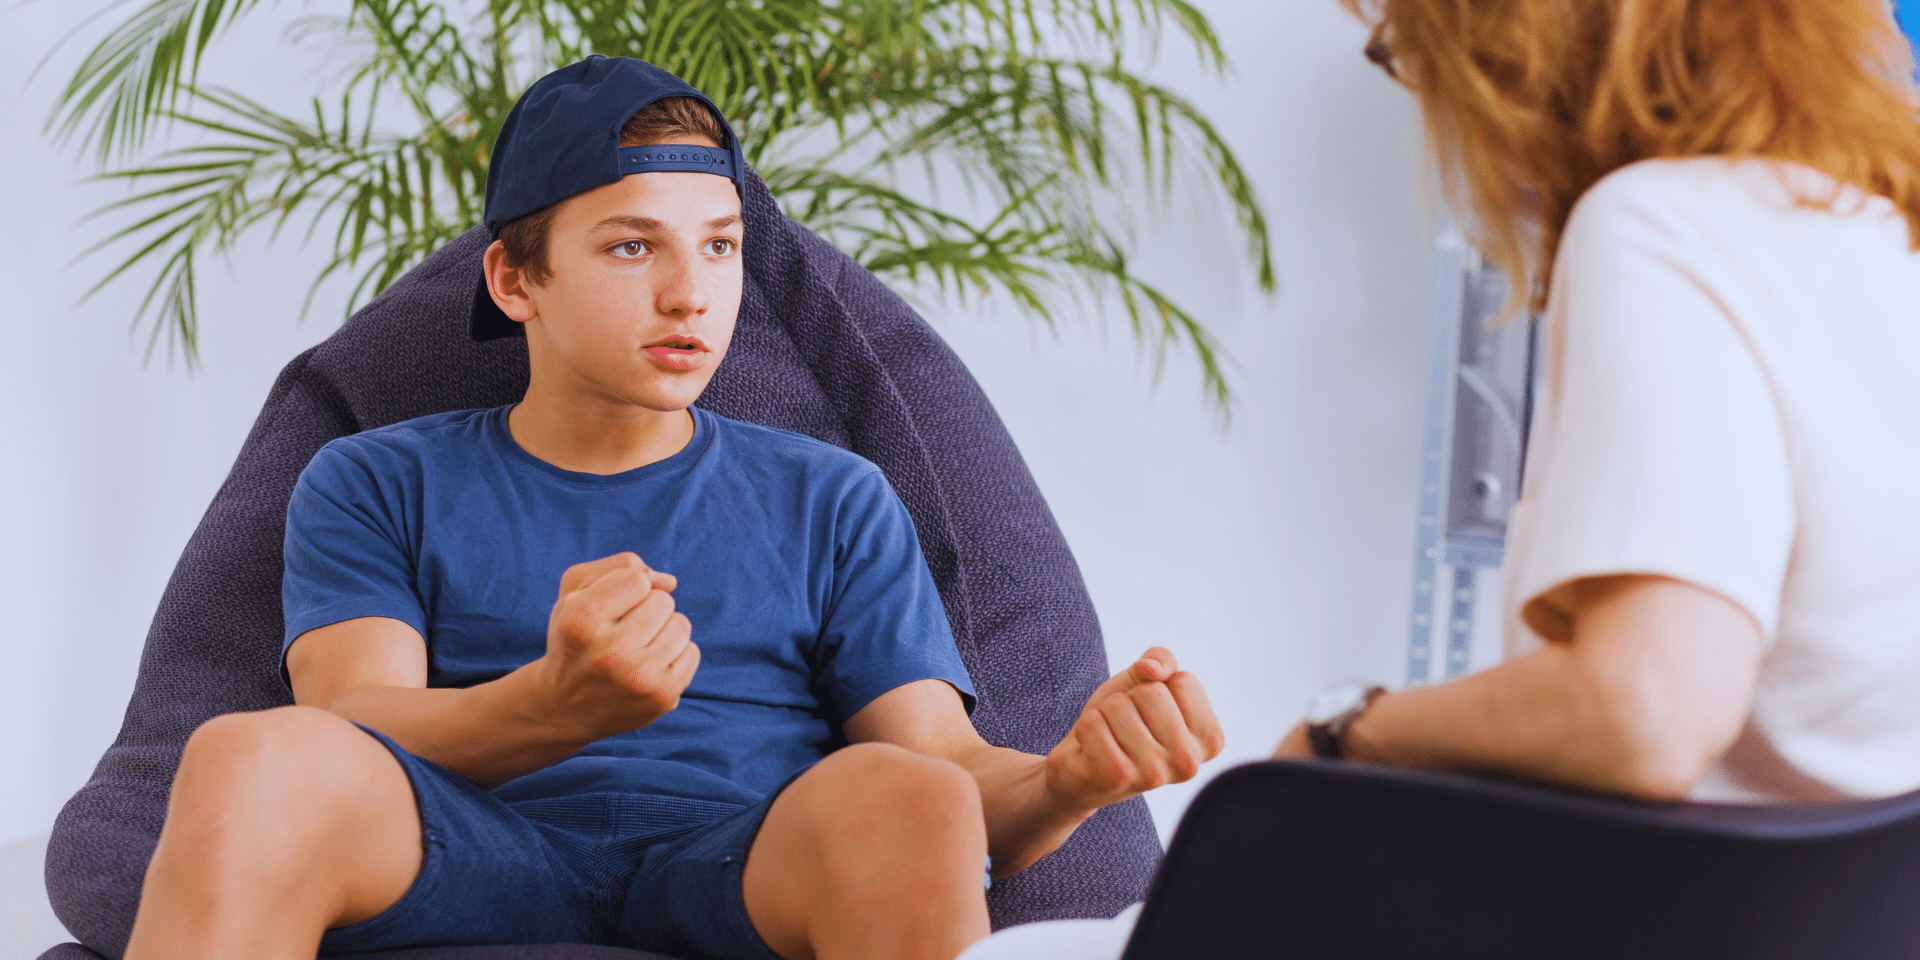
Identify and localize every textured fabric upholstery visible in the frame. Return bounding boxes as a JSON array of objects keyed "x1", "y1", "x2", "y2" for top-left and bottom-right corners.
[
  {"x1": 33, "y1": 946, "x2": 106, "y2": 960},
  {"x1": 40, "y1": 166, "x2": 1161, "y2": 960},
  {"x1": 42, "y1": 944, "x2": 671, "y2": 960}
]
